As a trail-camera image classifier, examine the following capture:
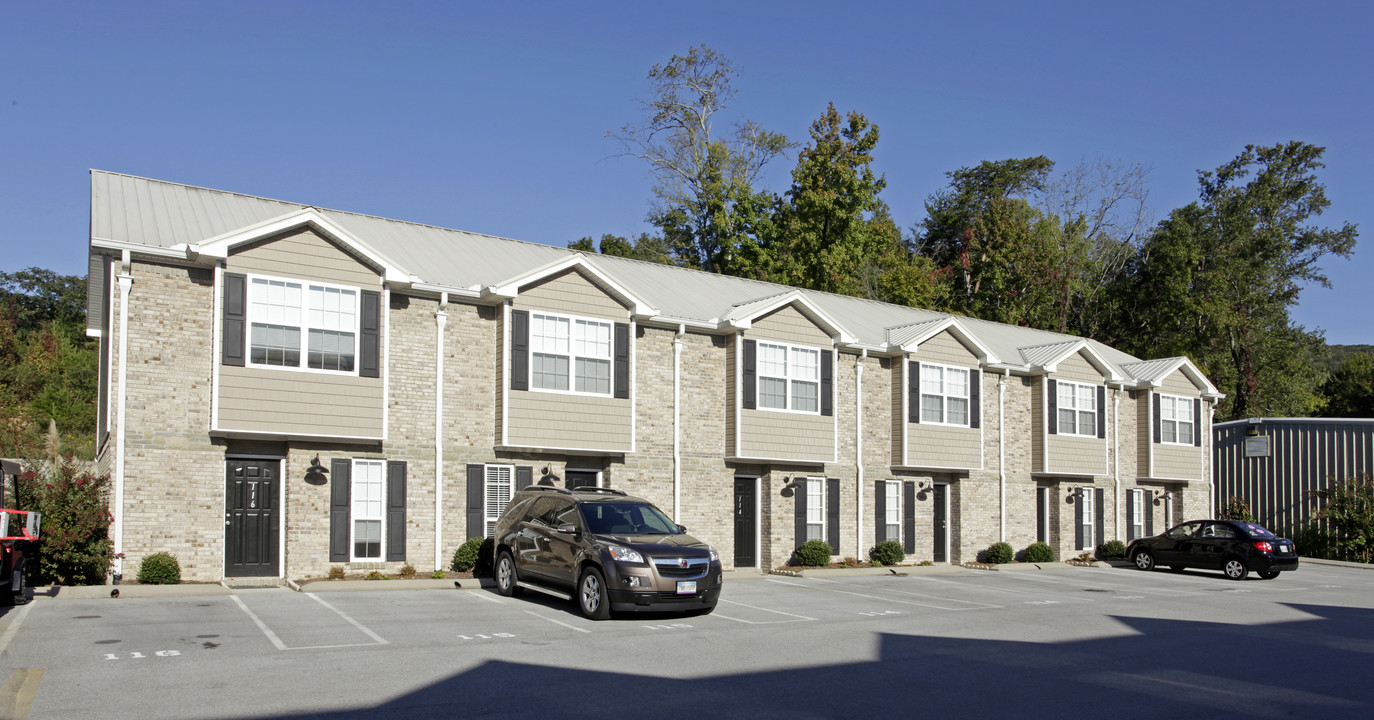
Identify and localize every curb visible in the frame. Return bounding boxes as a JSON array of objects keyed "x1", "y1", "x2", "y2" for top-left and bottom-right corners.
[{"x1": 1294, "y1": 557, "x2": 1374, "y2": 570}]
